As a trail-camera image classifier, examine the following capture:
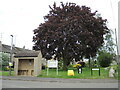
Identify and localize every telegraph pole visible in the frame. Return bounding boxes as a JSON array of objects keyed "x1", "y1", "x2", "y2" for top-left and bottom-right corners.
[{"x1": 9, "y1": 35, "x2": 13, "y2": 76}]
